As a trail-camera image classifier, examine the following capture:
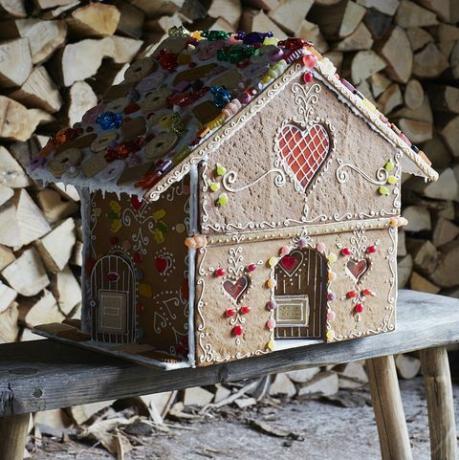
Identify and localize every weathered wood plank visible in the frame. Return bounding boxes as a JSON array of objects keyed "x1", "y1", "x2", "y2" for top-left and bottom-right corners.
[{"x1": 0, "y1": 290, "x2": 458, "y2": 416}]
